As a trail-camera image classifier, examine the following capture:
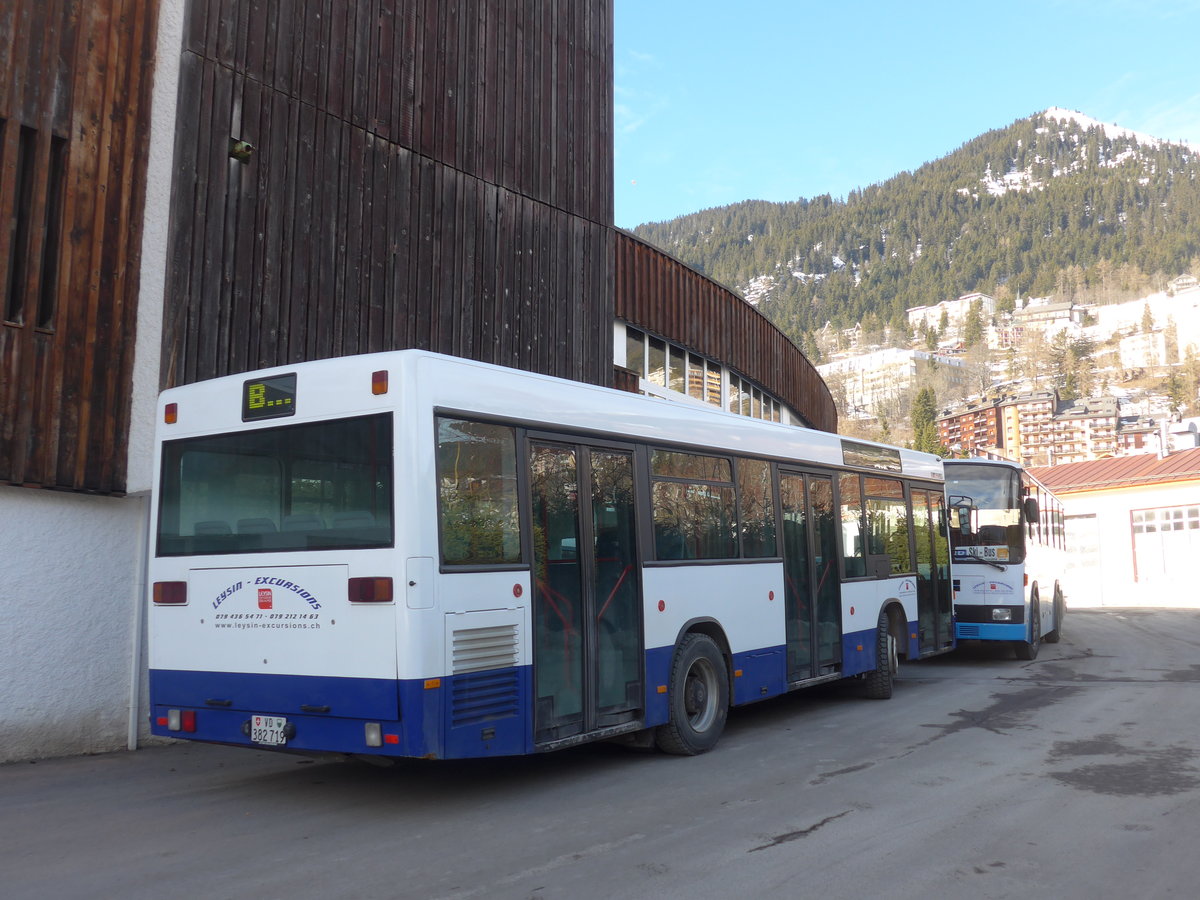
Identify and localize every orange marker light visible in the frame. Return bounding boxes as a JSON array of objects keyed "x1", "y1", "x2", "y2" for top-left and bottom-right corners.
[
  {"x1": 372, "y1": 370, "x2": 389, "y2": 395},
  {"x1": 164, "y1": 402, "x2": 178, "y2": 424}
]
